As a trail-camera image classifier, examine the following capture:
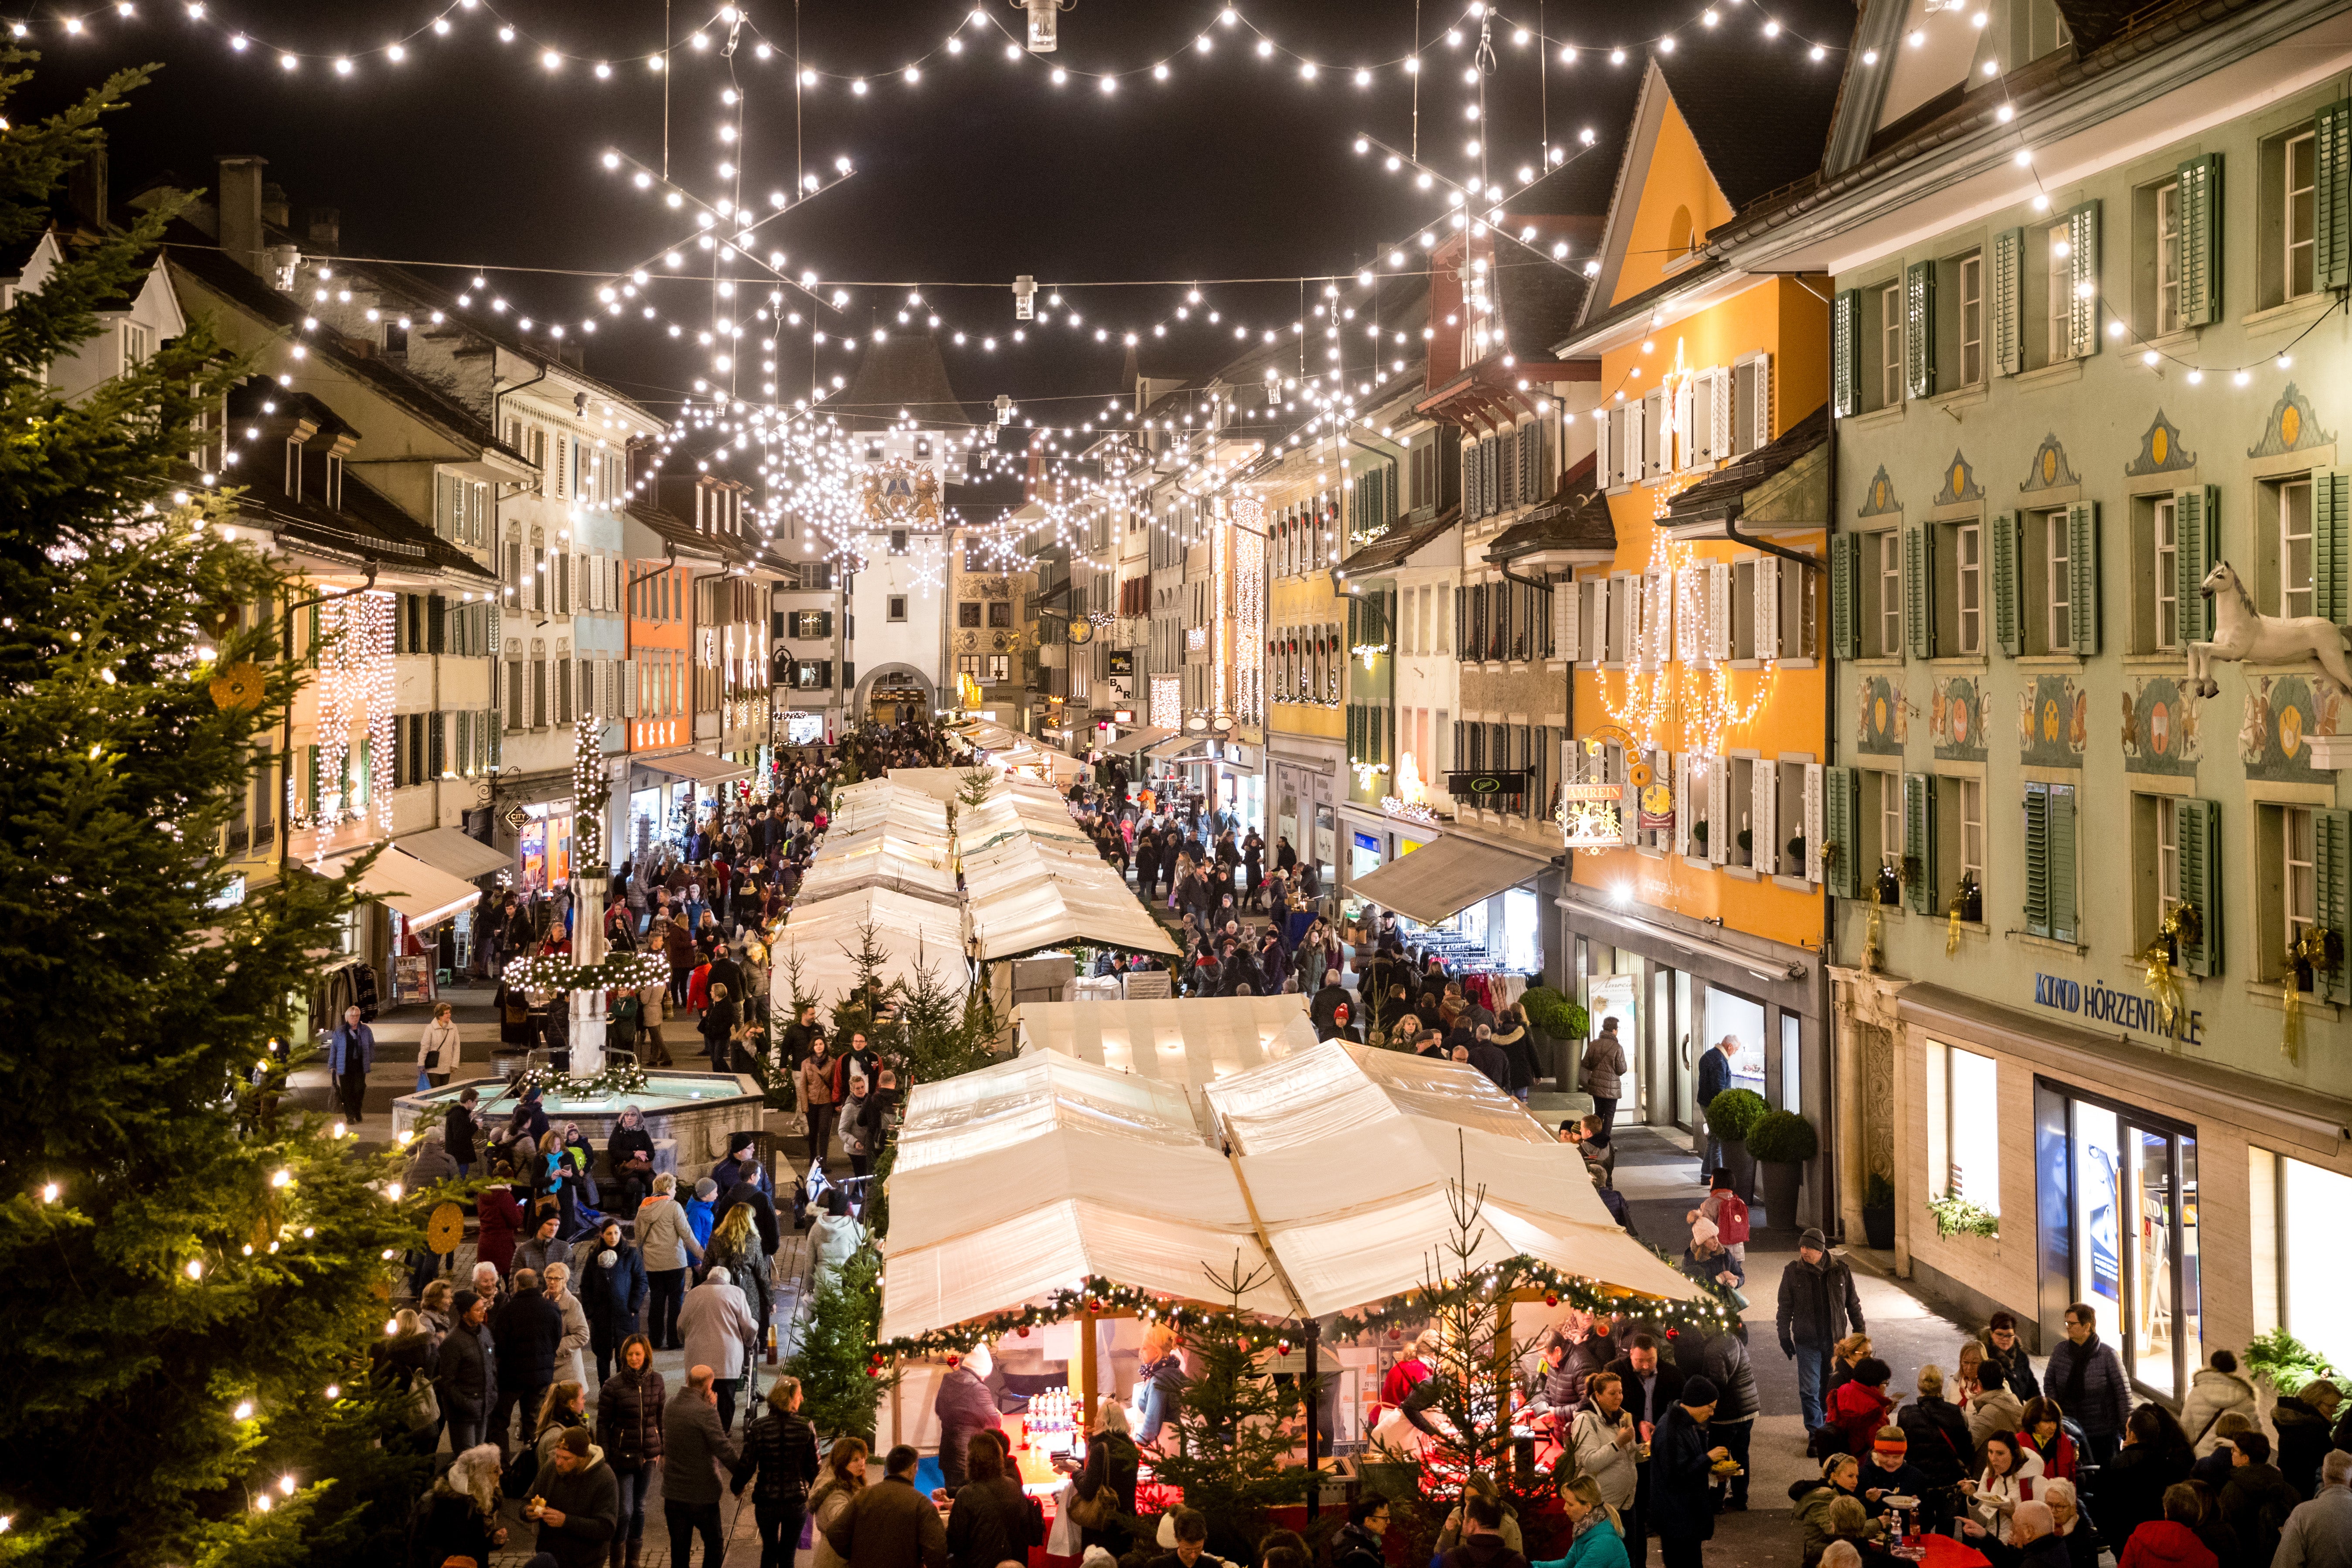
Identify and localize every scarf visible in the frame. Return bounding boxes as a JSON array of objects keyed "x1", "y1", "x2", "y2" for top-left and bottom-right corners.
[{"x1": 2063, "y1": 1333, "x2": 2098, "y2": 1409}]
